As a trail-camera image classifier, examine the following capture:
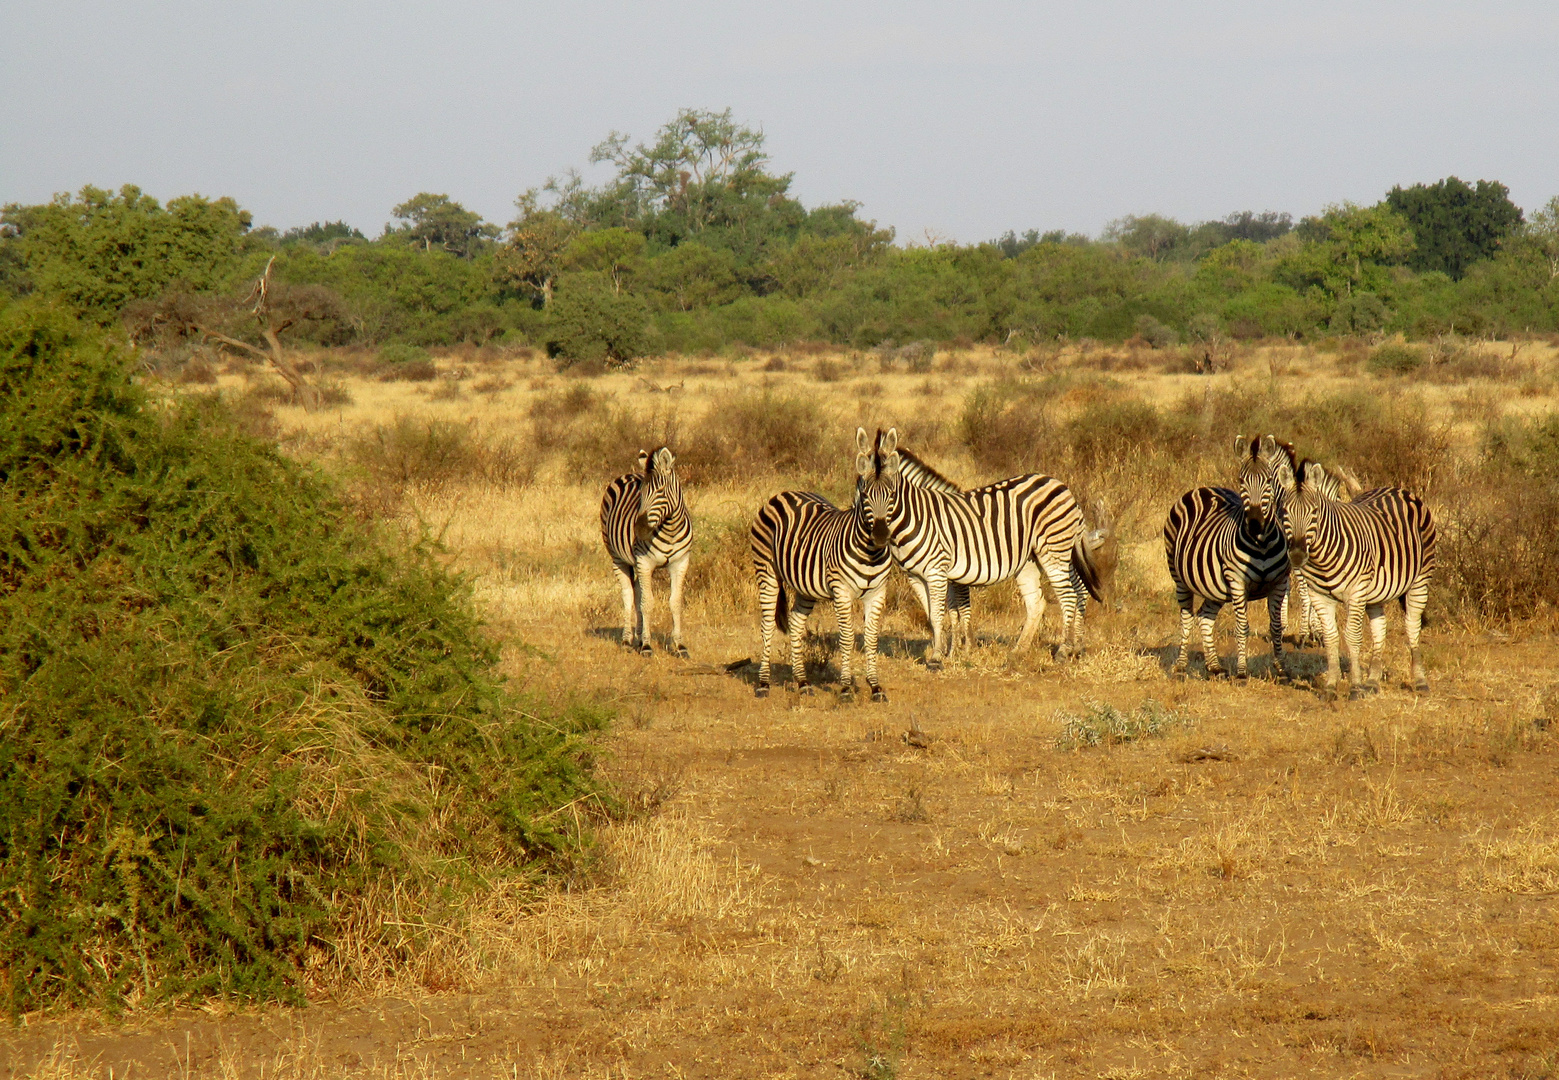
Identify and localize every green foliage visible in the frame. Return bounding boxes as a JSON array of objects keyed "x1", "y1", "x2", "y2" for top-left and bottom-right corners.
[
  {"x1": 0, "y1": 307, "x2": 603, "y2": 1013},
  {"x1": 1367, "y1": 341, "x2": 1426, "y2": 374},
  {"x1": 389, "y1": 193, "x2": 498, "y2": 258},
  {"x1": 0, "y1": 185, "x2": 254, "y2": 320},
  {"x1": 1055, "y1": 700, "x2": 1189, "y2": 750},
  {"x1": 1385, "y1": 177, "x2": 1523, "y2": 279},
  {"x1": 547, "y1": 273, "x2": 652, "y2": 365}
]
